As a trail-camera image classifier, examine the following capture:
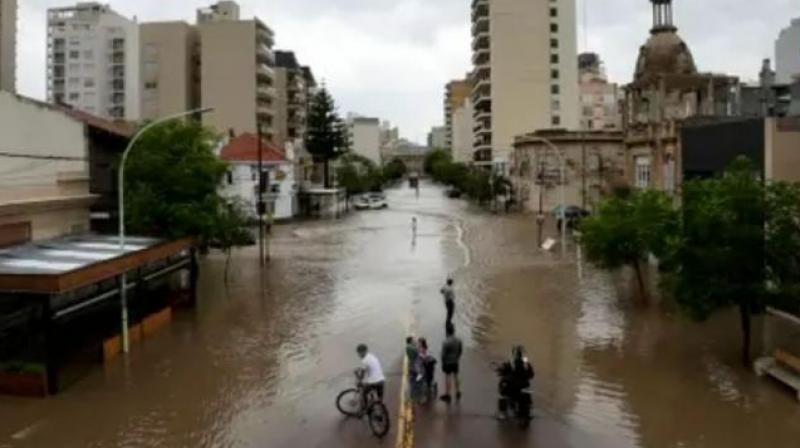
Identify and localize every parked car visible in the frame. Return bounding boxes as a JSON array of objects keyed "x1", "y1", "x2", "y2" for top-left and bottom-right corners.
[
  {"x1": 368, "y1": 193, "x2": 388, "y2": 209},
  {"x1": 446, "y1": 188, "x2": 463, "y2": 199},
  {"x1": 354, "y1": 195, "x2": 371, "y2": 210},
  {"x1": 552, "y1": 205, "x2": 591, "y2": 230}
]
